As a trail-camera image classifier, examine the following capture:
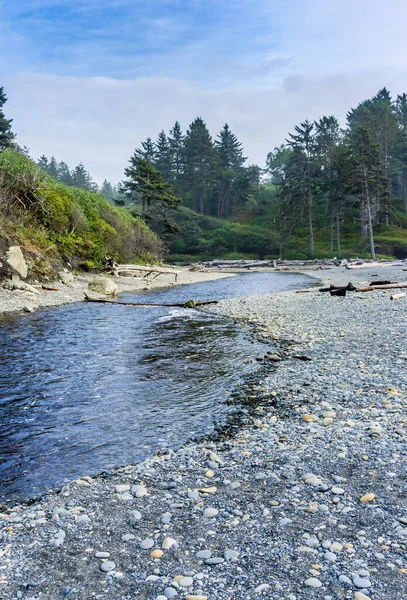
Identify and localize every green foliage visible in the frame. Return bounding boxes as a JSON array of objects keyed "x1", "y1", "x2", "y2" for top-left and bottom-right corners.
[
  {"x1": 166, "y1": 206, "x2": 280, "y2": 261},
  {"x1": 0, "y1": 87, "x2": 14, "y2": 150},
  {"x1": 0, "y1": 148, "x2": 161, "y2": 272}
]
